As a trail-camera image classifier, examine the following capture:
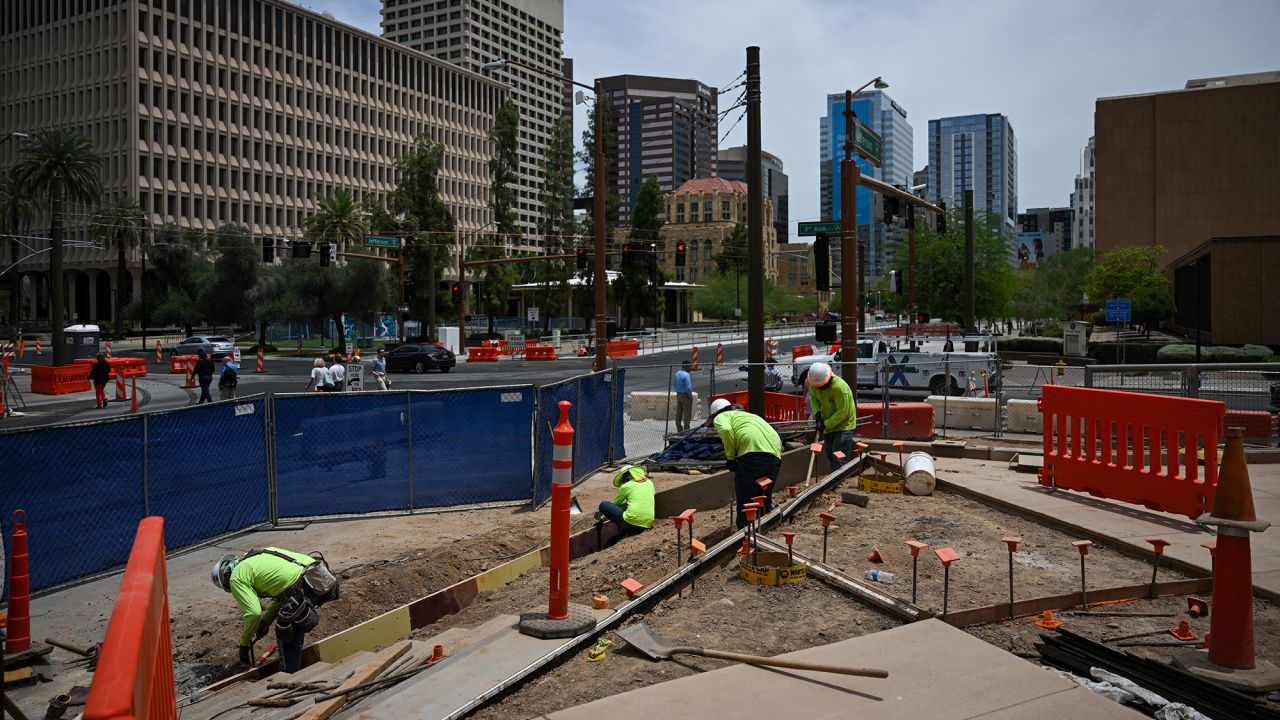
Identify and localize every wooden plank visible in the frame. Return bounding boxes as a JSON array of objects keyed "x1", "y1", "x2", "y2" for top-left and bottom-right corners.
[
  {"x1": 944, "y1": 577, "x2": 1213, "y2": 627},
  {"x1": 754, "y1": 537, "x2": 931, "y2": 622},
  {"x1": 297, "y1": 641, "x2": 411, "y2": 720}
]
